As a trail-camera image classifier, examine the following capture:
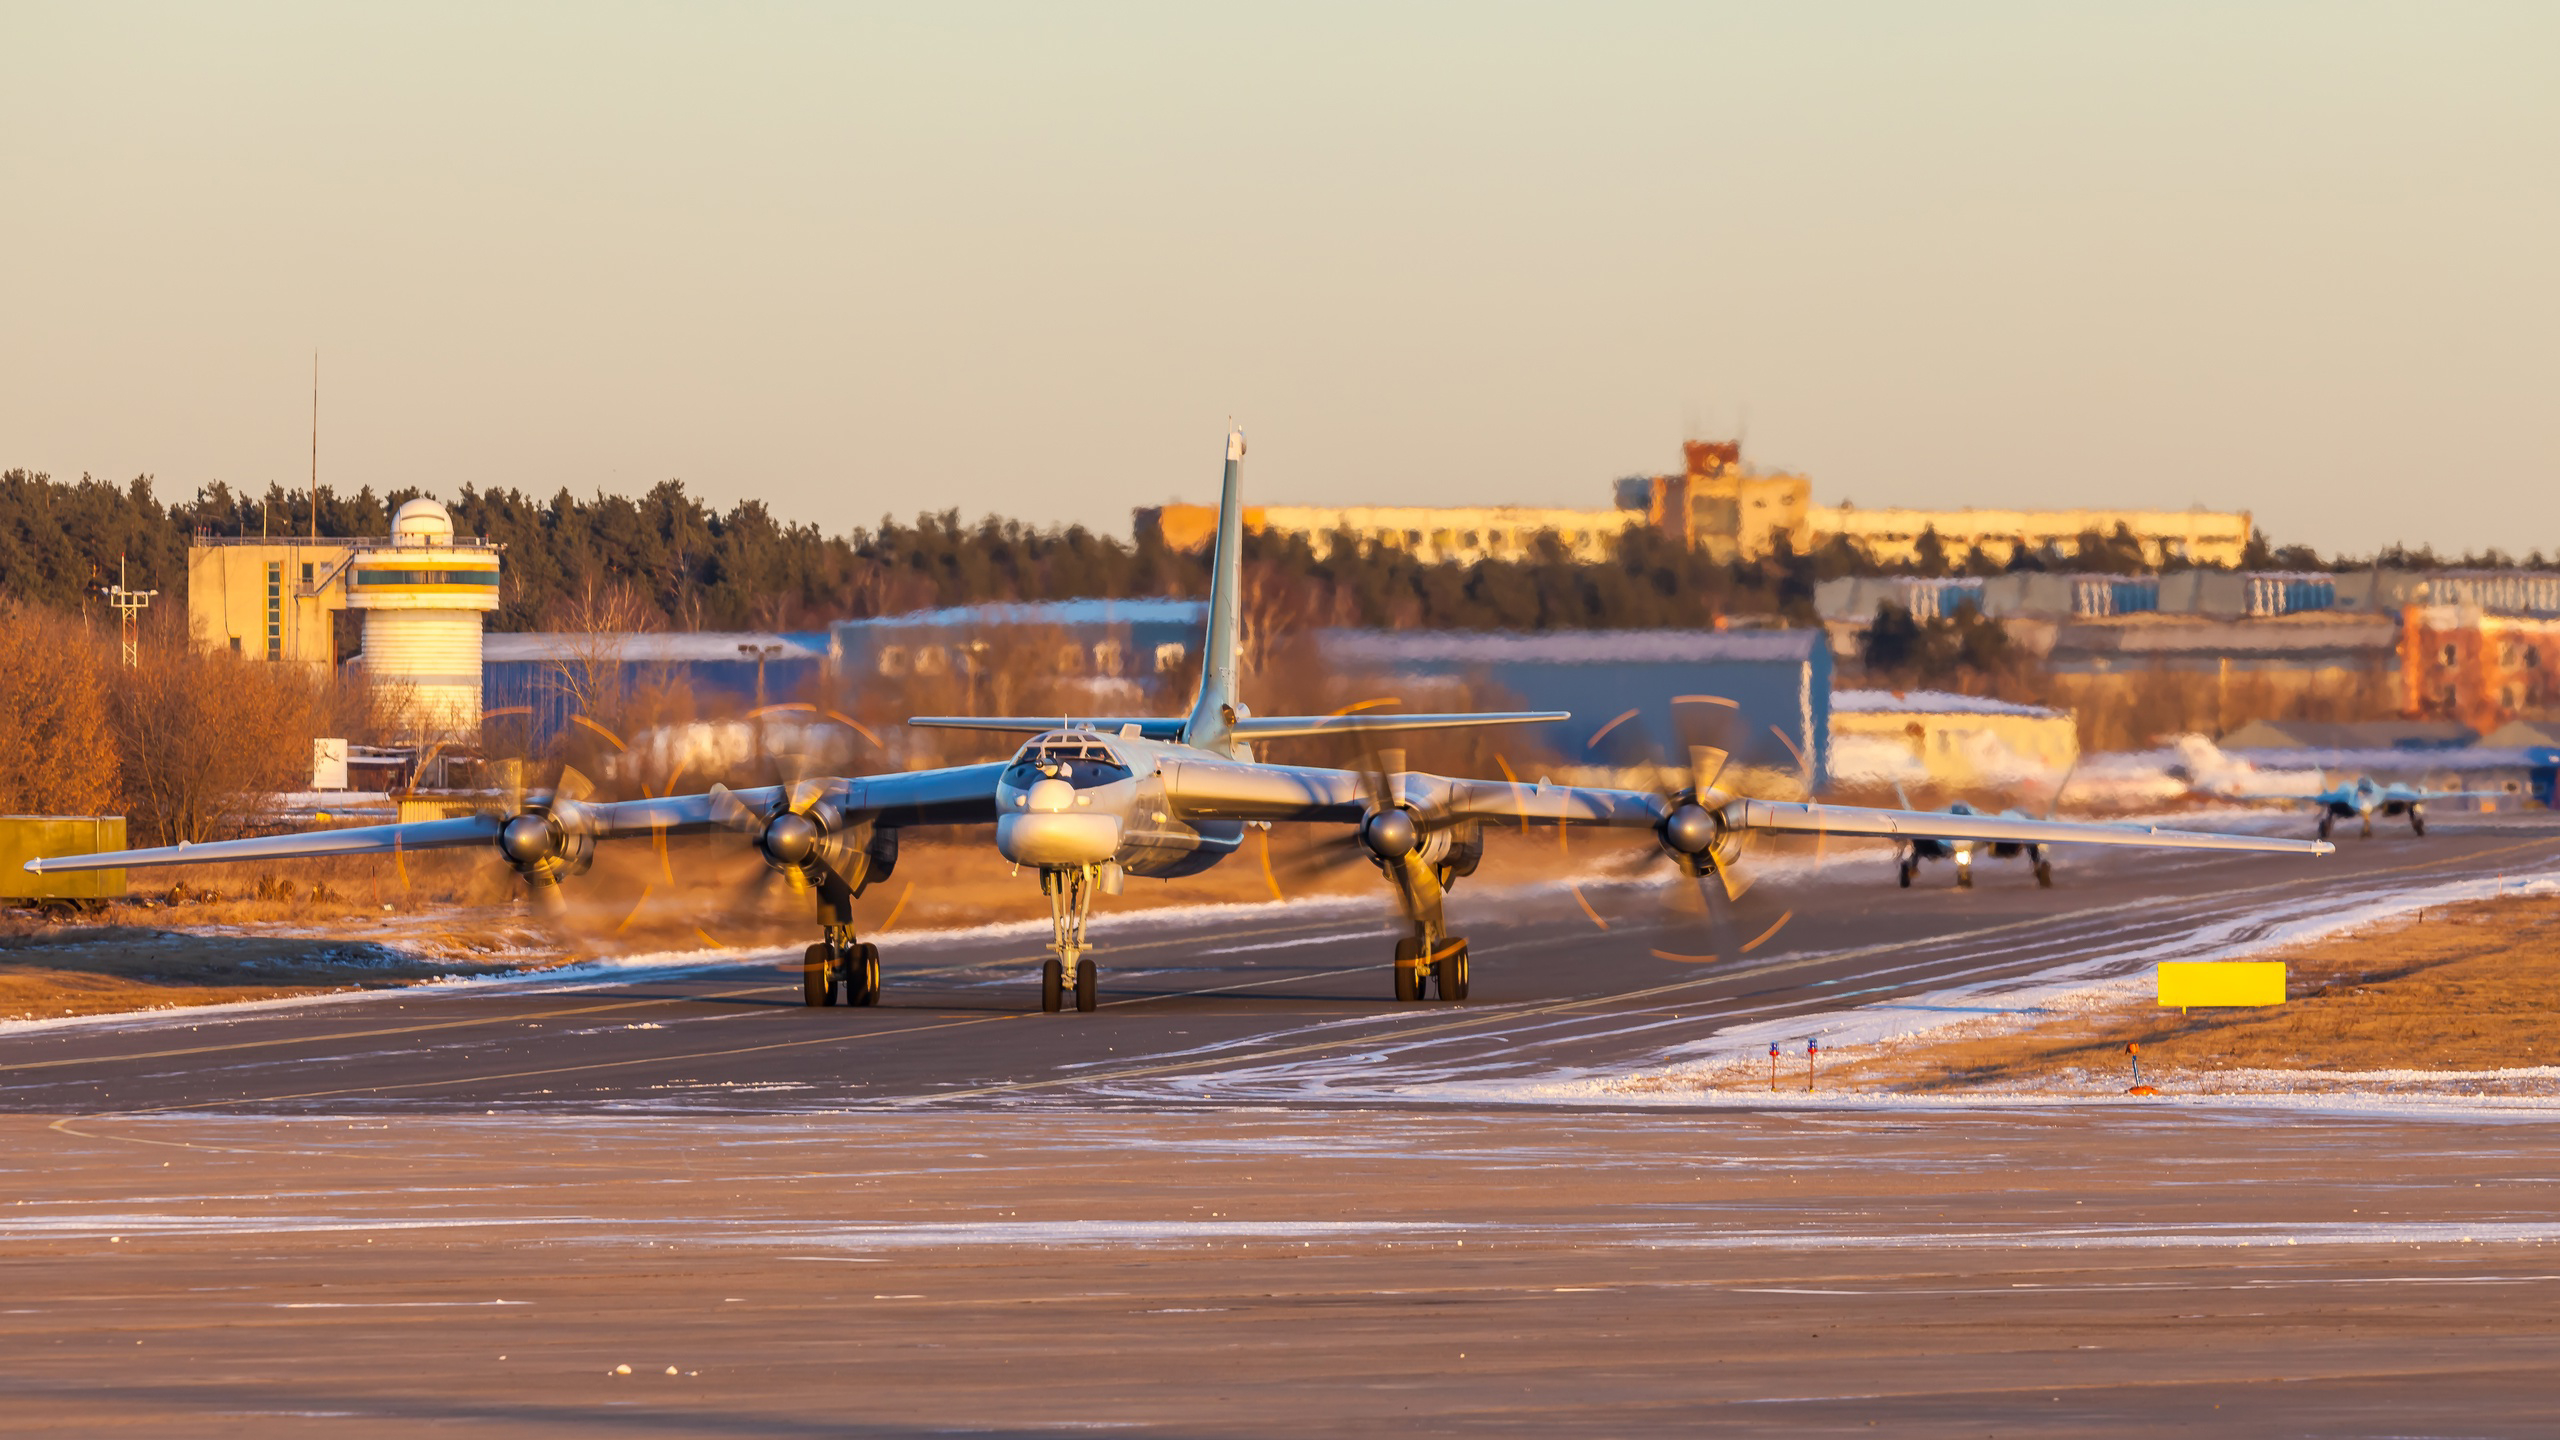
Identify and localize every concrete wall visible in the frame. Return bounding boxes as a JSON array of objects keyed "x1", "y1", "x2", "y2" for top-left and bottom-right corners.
[{"x1": 186, "y1": 540, "x2": 355, "y2": 666}]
